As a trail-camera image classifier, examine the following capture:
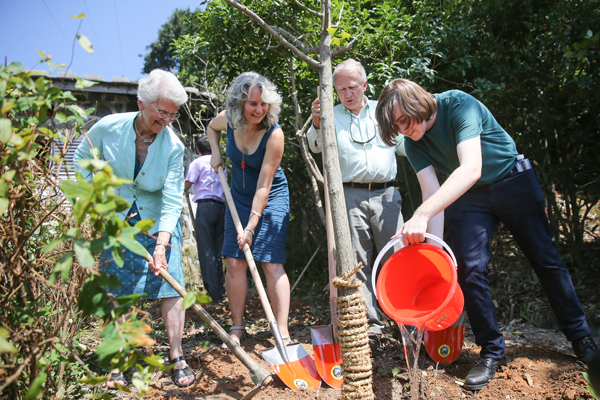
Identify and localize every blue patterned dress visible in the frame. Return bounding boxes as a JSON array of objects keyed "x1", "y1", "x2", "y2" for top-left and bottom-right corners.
[
  {"x1": 100, "y1": 158, "x2": 183, "y2": 299},
  {"x1": 222, "y1": 123, "x2": 290, "y2": 263}
]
